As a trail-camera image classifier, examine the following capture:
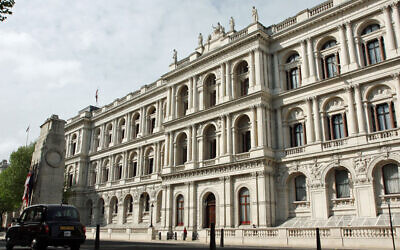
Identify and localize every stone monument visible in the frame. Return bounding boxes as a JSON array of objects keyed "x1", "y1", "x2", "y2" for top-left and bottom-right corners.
[{"x1": 29, "y1": 114, "x2": 66, "y2": 205}]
